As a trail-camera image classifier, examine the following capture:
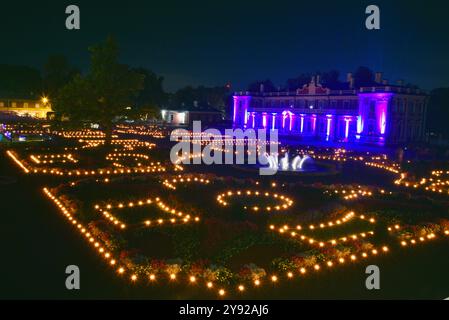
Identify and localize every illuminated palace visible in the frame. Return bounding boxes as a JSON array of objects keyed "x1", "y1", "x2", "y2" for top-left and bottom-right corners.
[{"x1": 233, "y1": 73, "x2": 428, "y2": 145}]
